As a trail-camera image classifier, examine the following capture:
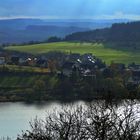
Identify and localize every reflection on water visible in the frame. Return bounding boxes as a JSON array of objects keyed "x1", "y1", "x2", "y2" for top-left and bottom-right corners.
[{"x1": 0, "y1": 101, "x2": 85, "y2": 139}]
